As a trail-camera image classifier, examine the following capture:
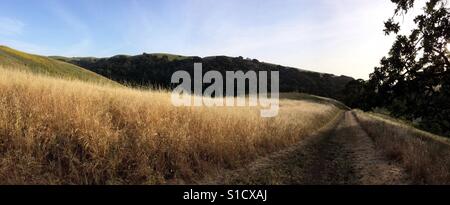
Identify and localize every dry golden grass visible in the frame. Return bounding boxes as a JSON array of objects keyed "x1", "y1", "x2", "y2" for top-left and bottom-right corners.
[
  {"x1": 0, "y1": 66, "x2": 340, "y2": 184},
  {"x1": 353, "y1": 111, "x2": 450, "y2": 184}
]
